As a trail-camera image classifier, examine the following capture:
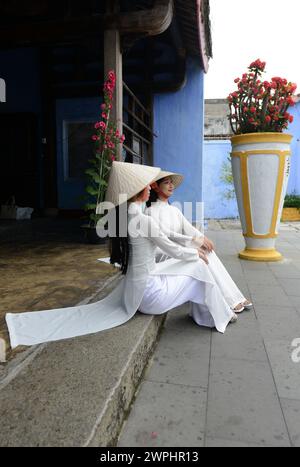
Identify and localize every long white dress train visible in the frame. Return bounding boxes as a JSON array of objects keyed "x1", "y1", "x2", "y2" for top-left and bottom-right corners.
[
  {"x1": 5, "y1": 203, "x2": 235, "y2": 349},
  {"x1": 145, "y1": 200, "x2": 247, "y2": 310}
]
